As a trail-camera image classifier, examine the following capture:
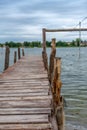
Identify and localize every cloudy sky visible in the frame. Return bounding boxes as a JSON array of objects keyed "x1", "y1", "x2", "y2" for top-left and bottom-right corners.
[{"x1": 0, "y1": 0, "x2": 87, "y2": 42}]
